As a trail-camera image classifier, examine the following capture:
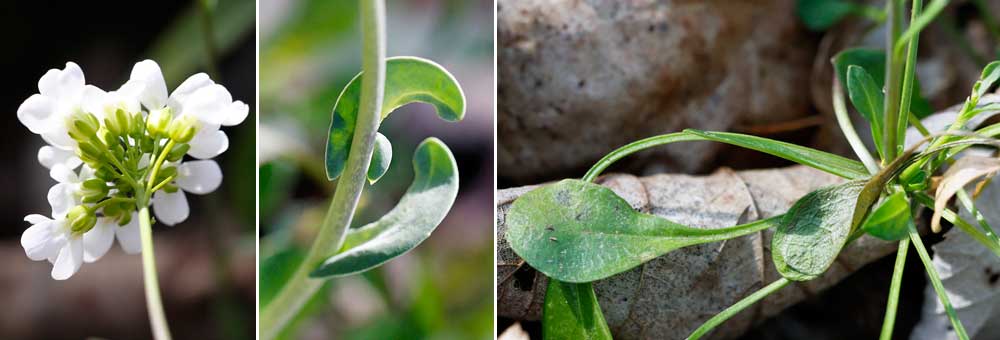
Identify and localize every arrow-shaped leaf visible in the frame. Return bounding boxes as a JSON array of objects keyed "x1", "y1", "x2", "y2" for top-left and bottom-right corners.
[
  {"x1": 311, "y1": 138, "x2": 459, "y2": 277},
  {"x1": 326, "y1": 56, "x2": 465, "y2": 182}
]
